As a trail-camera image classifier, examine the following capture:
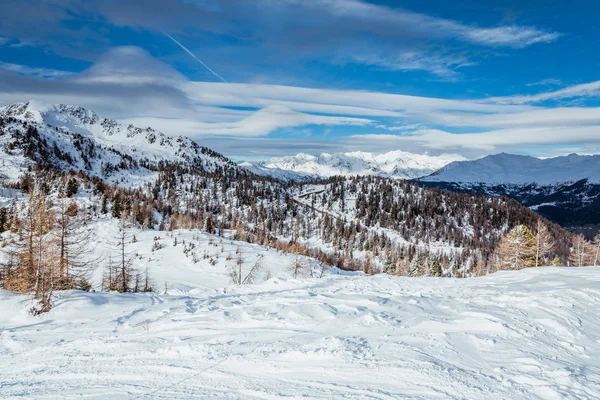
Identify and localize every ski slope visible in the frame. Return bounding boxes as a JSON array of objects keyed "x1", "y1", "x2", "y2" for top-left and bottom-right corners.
[{"x1": 2, "y1": 267, "x2": 600, "y2": 399}]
